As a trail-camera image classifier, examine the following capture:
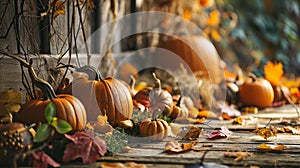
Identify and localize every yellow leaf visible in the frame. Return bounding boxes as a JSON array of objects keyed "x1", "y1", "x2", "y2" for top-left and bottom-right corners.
[
  {"x1": 211, "y1": 29, "x2": 222, "y2": 42},
  {"x1": 257, "y1": 143, "x2": 285, "y2": 151},
  {"x1": 49, "y1": 0, "x2": 65, "y2": 19},
  {"x1": 97, "y1": 115, "x2": 109, "y2": 125},
  {"x1": 0, "y1": 90, "x2": 22, "y2": 104},
  {"x1": 256, "y1": 127, "x2": 277, "y2": 140},
  {"x1": 264, "y1": 61, "x2": 284, "y2": 85}
]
